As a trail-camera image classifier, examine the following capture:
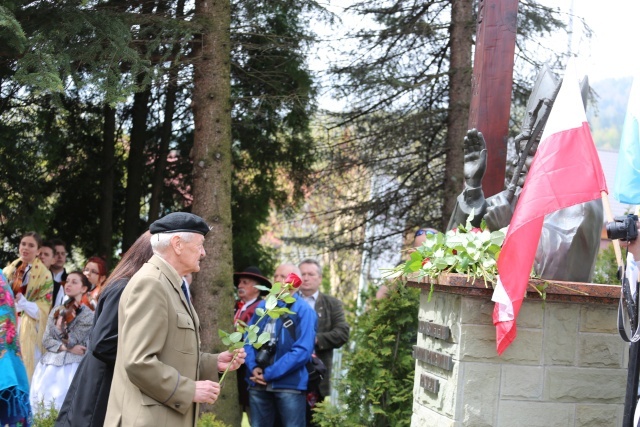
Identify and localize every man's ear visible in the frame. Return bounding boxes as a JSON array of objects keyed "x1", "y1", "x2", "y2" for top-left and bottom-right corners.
[{"x1": 170, "y1": 234, "x2": 182, "y2": 254}]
